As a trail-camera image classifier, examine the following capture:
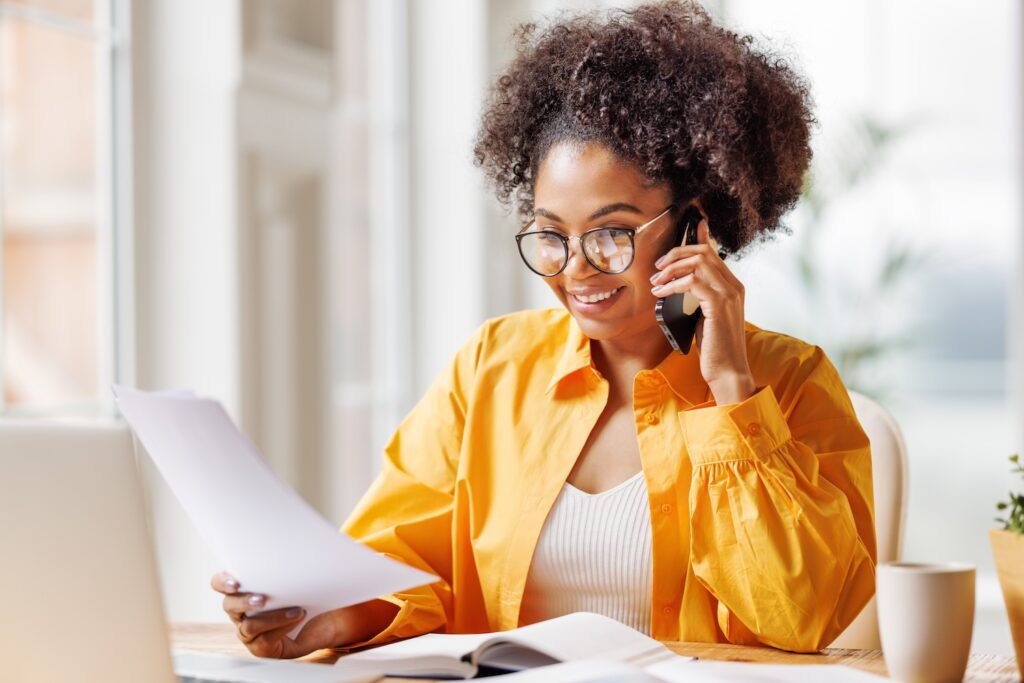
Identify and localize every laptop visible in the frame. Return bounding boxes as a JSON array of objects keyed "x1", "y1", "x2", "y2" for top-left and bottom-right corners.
[{"x1": 0, "y1": 419, "x2": 375, "y2": 682}]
